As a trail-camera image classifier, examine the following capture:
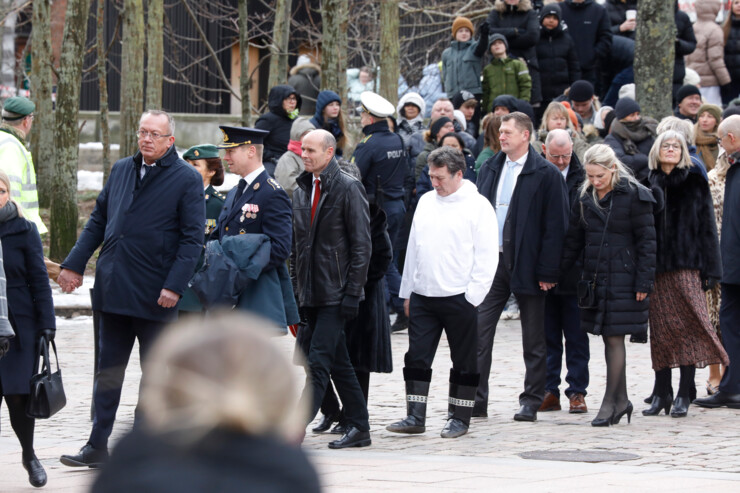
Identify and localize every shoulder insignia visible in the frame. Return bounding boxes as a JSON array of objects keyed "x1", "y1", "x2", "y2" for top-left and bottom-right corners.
[
  {"x1": 254, "y1": 182, "x2": 260, "y2": 190},
  {"x1": 361, "y1": 134, "x2": 373, "y2": 144},
  {"x1": 267, "y1": 177, "x2": 281, "y2": 190}
]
